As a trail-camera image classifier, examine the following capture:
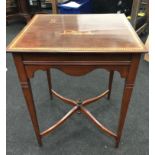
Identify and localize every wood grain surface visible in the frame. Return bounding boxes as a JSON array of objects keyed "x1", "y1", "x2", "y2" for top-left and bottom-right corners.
[{"x1": 7, "y1": 14, "x2": 146, "y2": 53}]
